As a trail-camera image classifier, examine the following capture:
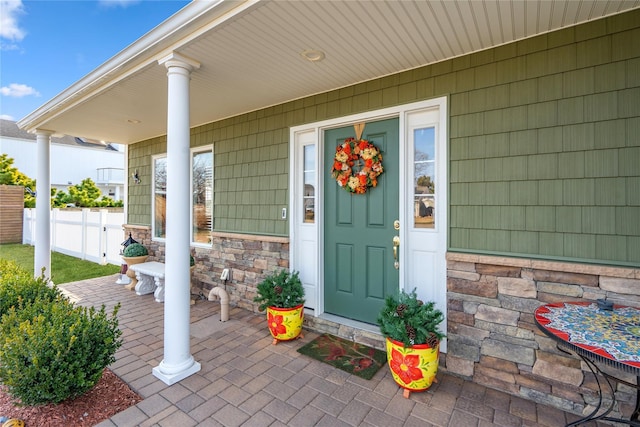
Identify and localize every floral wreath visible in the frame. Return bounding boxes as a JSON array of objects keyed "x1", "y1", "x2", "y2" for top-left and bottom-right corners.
[{"x1": 331, "y1": 137, "x2": 384, "y2": 194}]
